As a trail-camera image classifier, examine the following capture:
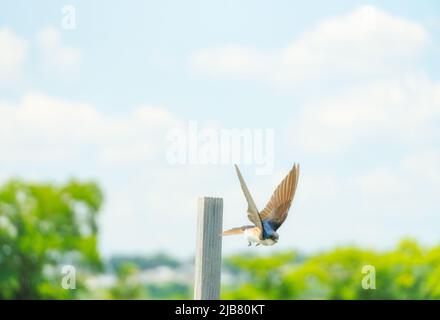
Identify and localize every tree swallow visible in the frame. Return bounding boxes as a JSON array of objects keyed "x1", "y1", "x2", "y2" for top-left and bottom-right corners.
[{"x1": 223, "y1": 164, "x2": 300, "y2": 246}]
